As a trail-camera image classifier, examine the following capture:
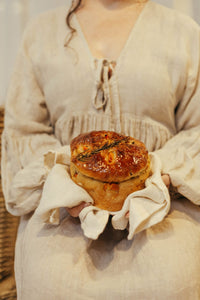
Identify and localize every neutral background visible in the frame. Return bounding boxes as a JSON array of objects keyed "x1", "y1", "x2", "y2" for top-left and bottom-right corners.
[{"x1": 0, "y1": 0, "x2": 200, "y2": 105}]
